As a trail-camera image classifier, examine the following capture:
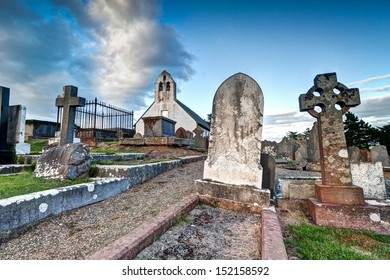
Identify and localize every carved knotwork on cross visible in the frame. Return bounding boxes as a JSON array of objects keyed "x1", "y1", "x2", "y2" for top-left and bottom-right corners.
[{"x1": 299, "y1": 73, "x2": 360, "y2": 186}]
